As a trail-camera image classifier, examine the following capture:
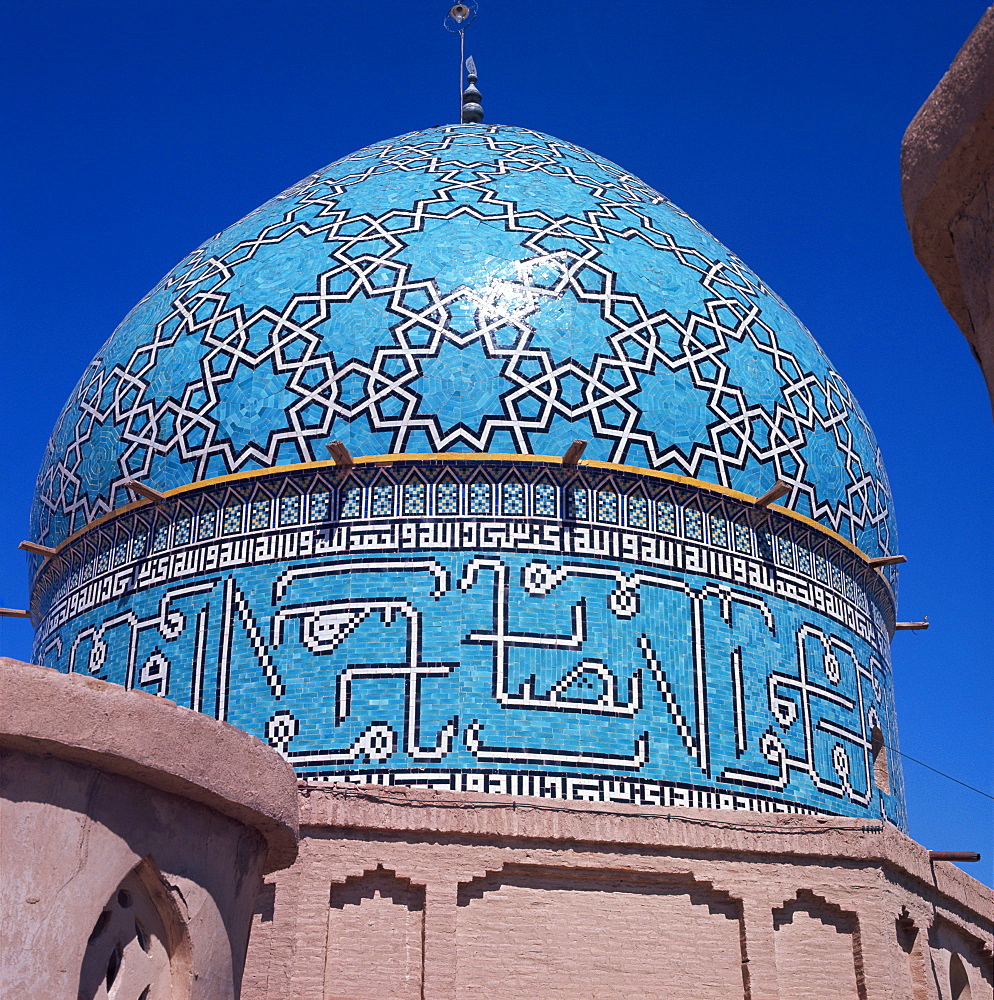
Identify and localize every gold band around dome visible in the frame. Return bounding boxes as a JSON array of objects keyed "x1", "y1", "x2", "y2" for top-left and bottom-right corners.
[{"x1": 42, "y1": 451, "x2": 895, "y2": 577}]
